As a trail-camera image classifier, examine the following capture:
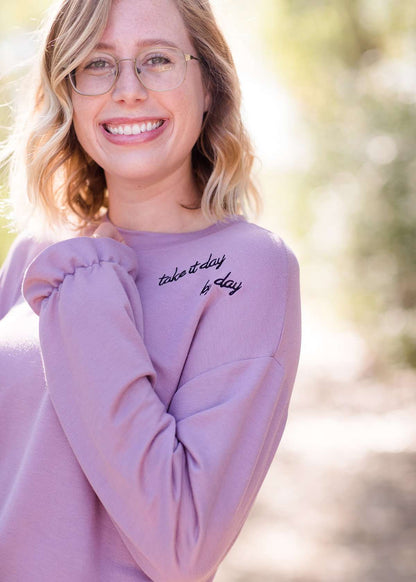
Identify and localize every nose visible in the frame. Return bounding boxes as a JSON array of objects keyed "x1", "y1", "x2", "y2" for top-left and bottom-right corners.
[{"x1": 111, "y1": 58, "x2": 148, "y2": 104}]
